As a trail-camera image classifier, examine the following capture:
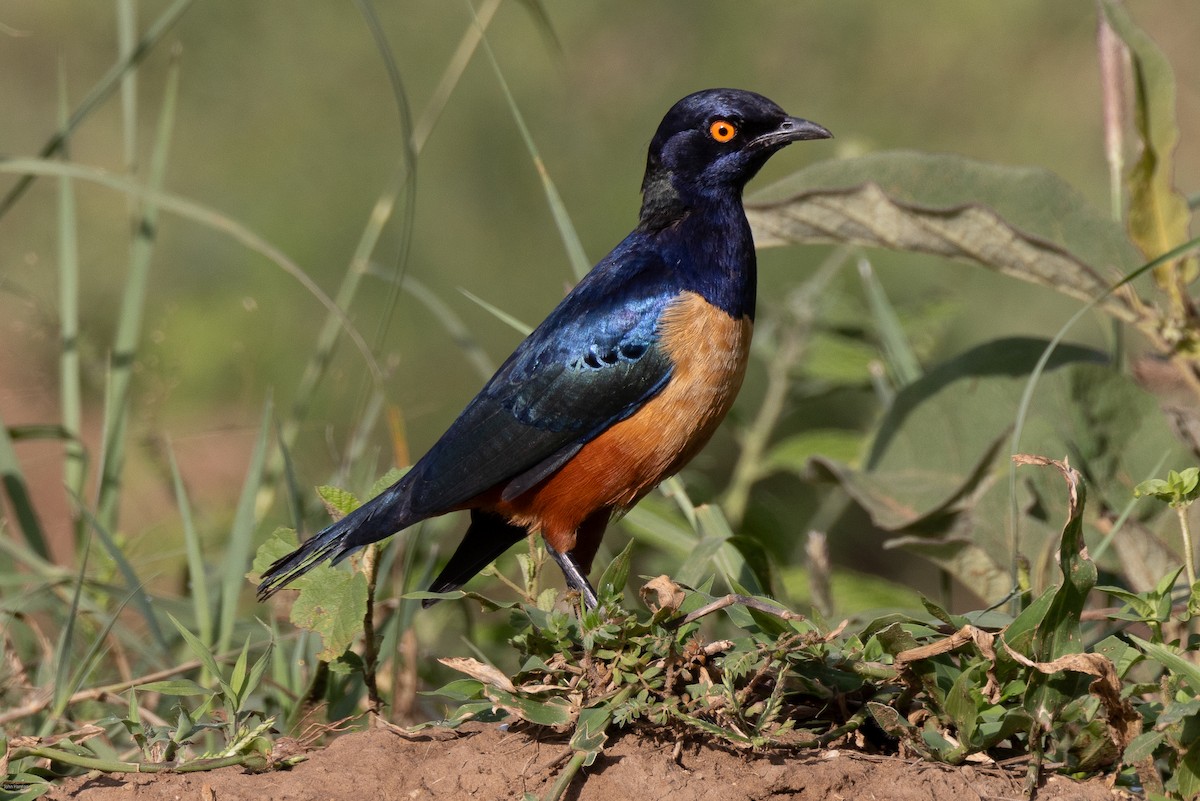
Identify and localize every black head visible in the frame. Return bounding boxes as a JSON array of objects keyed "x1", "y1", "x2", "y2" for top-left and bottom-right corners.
[{"x1": 640, "y1": 88, "x2": 831, "y2": 225}]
